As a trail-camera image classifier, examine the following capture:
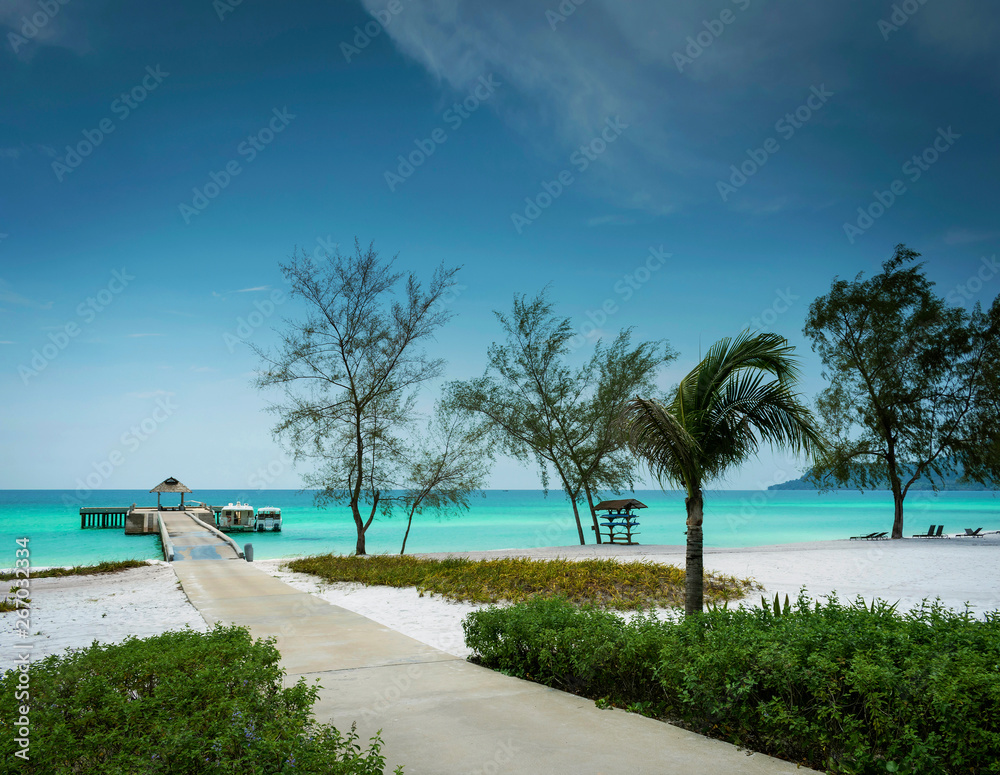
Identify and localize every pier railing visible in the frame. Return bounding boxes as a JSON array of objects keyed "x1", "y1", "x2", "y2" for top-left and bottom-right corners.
[{"x1": 80, "y1": 507, "x2": 130, "y2": 529}]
